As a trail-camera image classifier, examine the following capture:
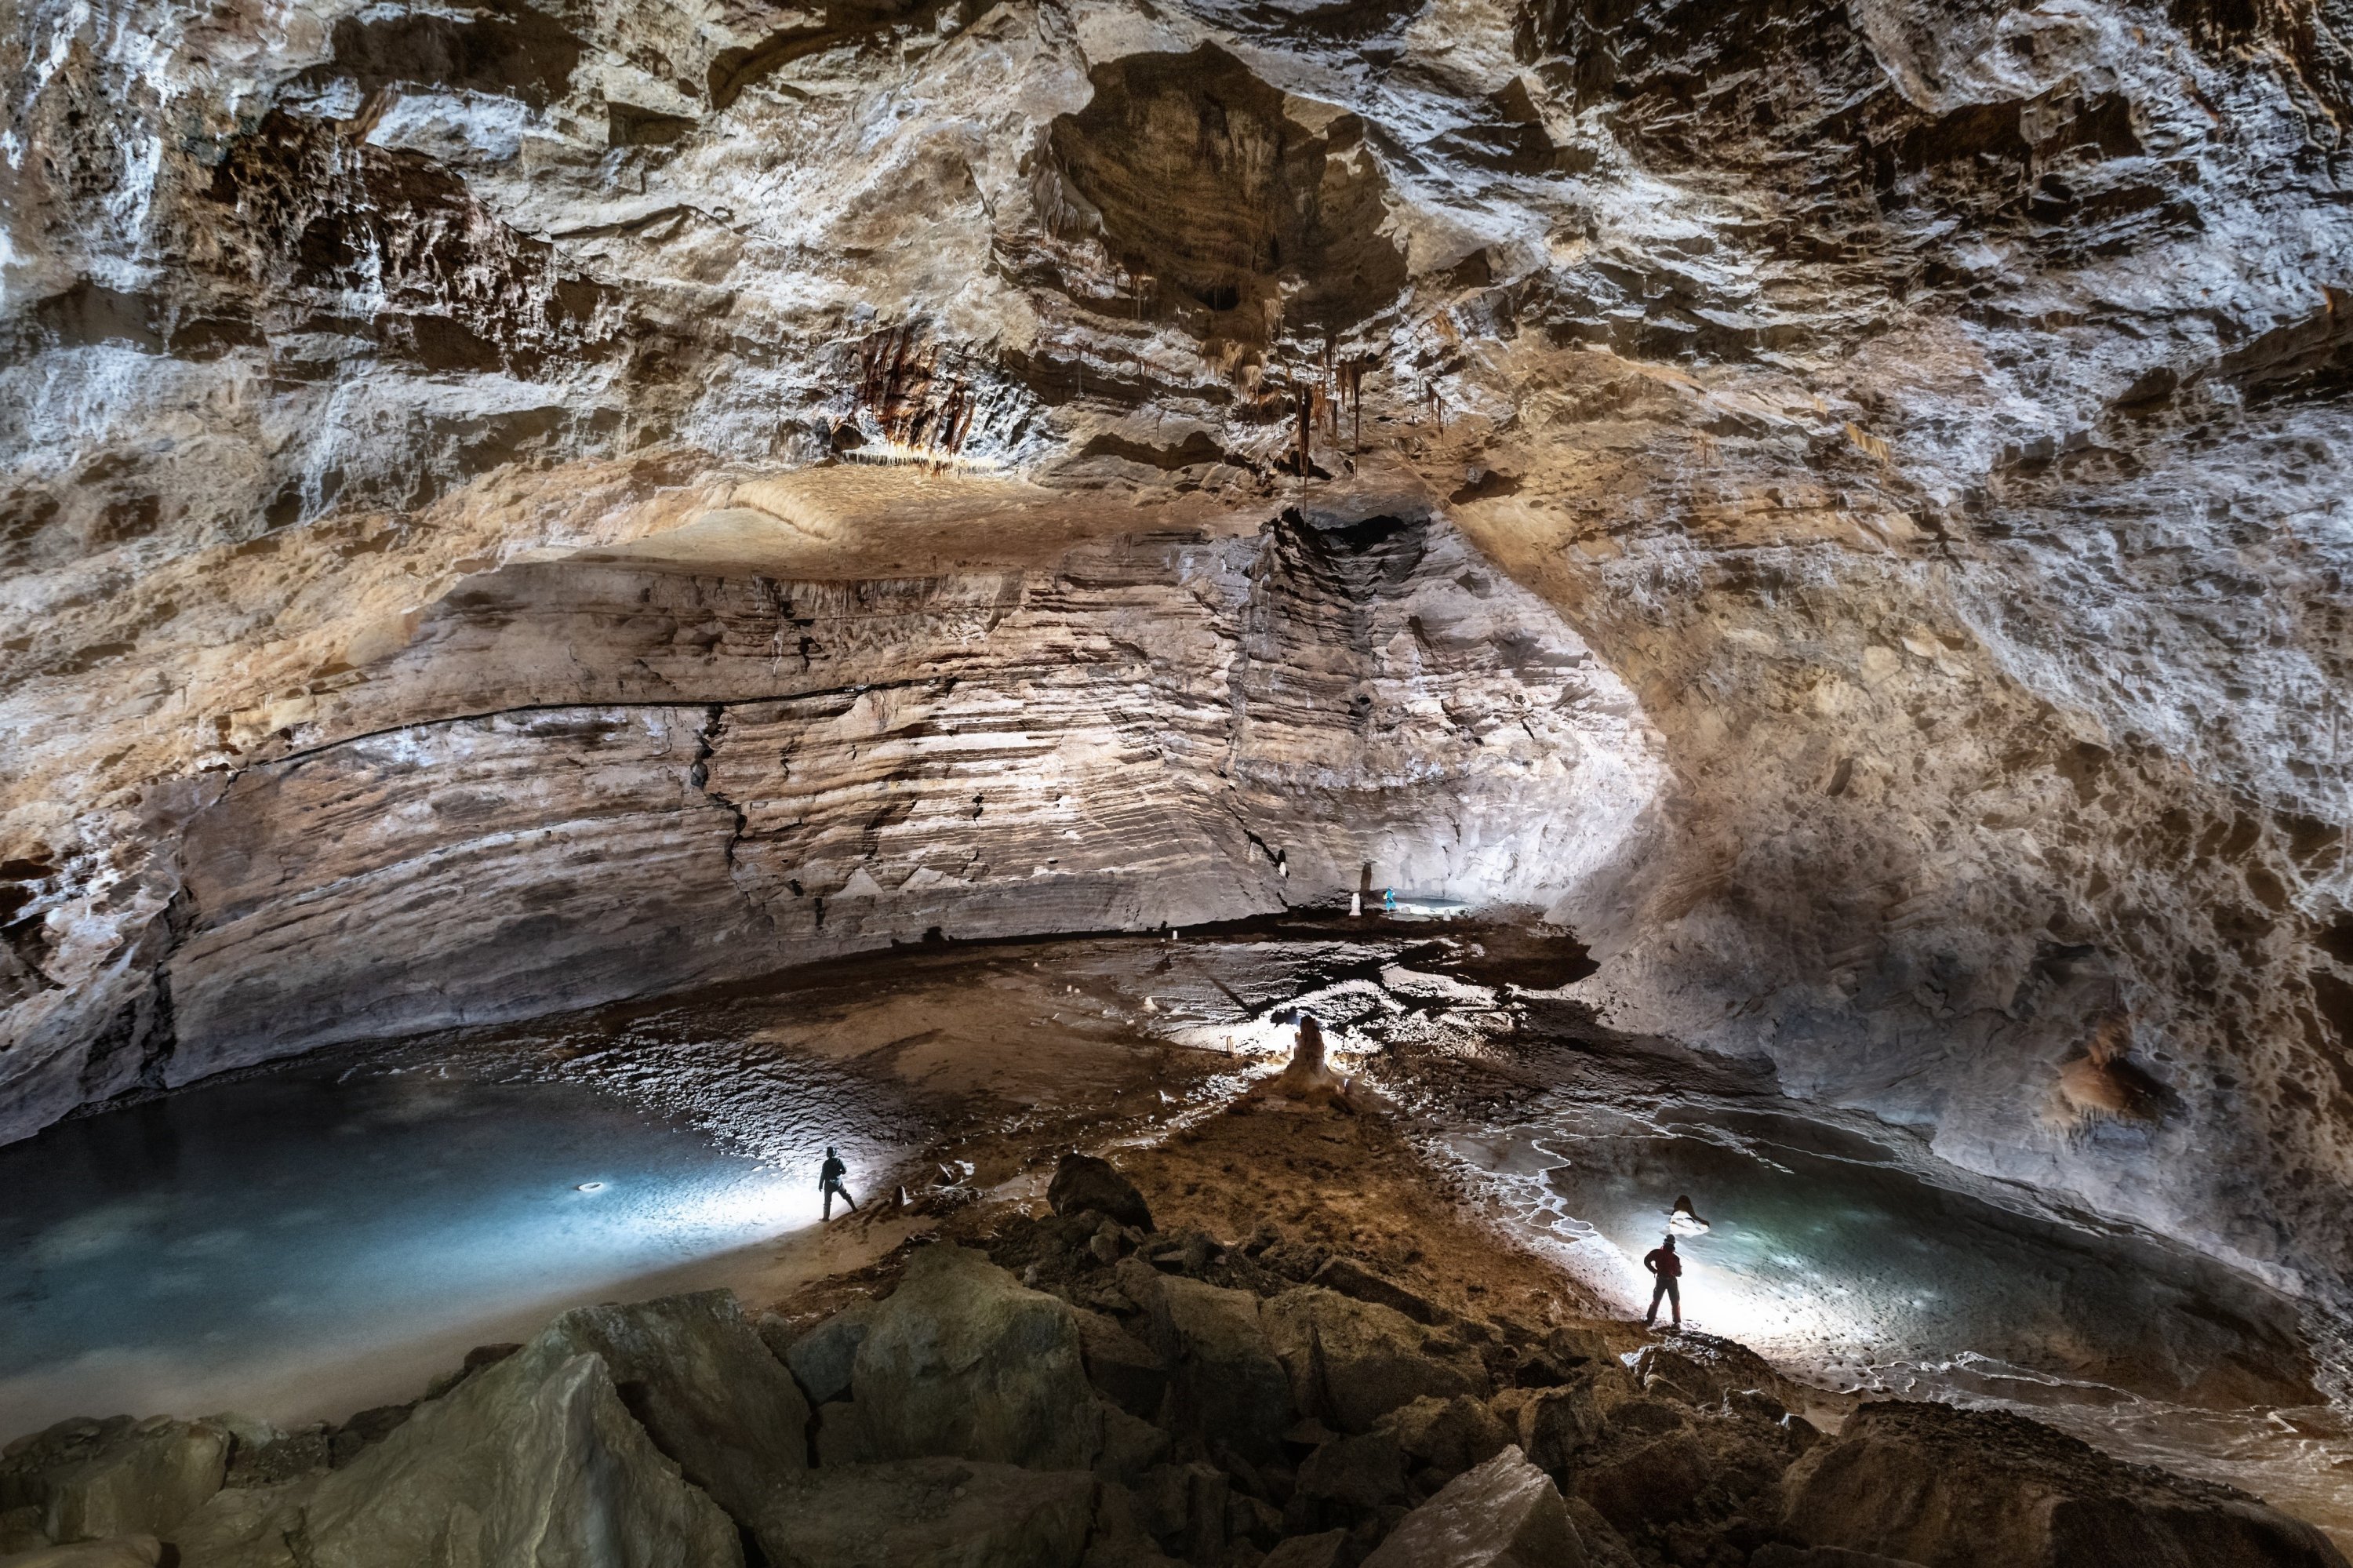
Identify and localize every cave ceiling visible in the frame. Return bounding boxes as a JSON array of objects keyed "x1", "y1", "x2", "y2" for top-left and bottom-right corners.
[{"x1": 2, "y1": 0, "x2": 2351, "y2": 1305}]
